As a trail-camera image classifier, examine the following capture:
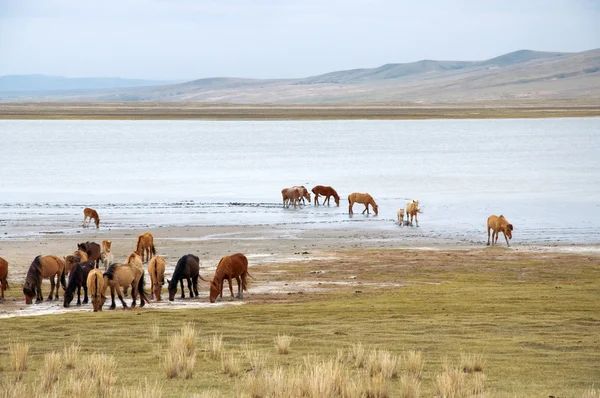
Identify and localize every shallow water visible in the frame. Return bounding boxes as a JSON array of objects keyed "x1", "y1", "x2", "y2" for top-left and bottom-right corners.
[{"x1": 0, "y1": 118, "x2": 599, "y2": 243}]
